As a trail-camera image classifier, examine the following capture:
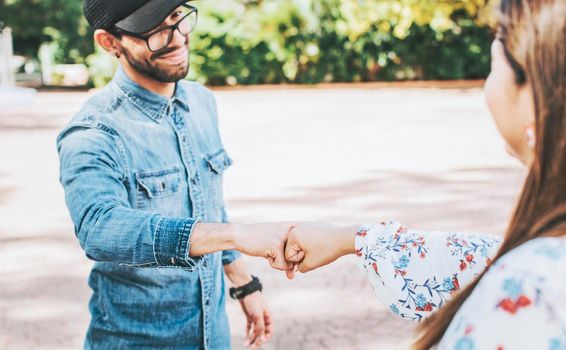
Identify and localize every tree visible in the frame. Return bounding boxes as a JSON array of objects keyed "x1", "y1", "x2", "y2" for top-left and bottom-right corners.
[{"x1": 0, "y1": 0, "x2": 94, "y2": 63}]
